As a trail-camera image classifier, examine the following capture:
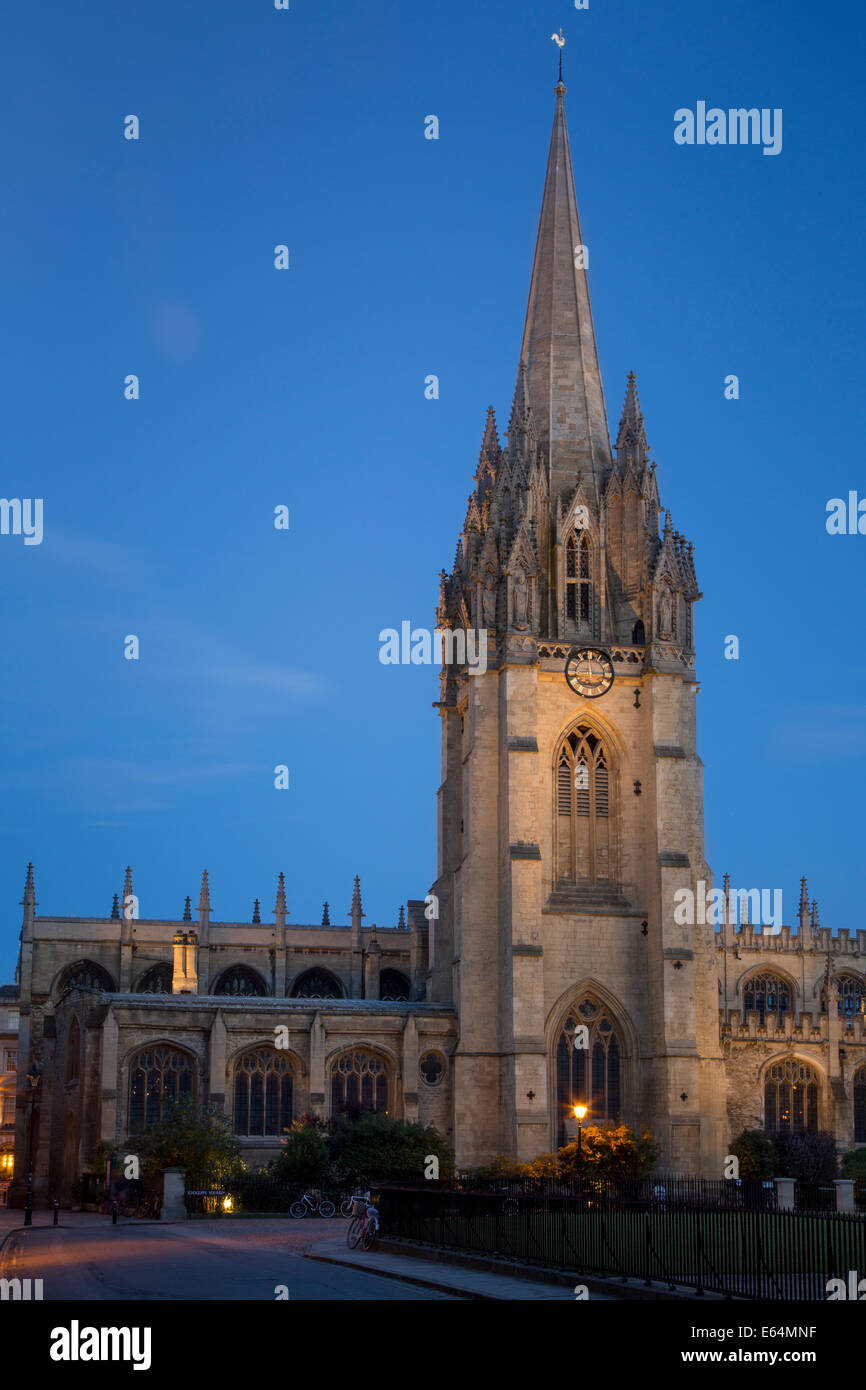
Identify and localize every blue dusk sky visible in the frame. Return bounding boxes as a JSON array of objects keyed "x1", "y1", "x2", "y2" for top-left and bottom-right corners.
[{"x1": 1, "y1": 0, "x2": 864, "y2": 980}]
